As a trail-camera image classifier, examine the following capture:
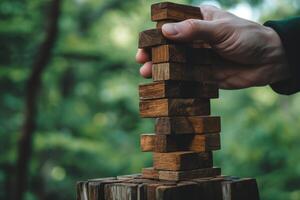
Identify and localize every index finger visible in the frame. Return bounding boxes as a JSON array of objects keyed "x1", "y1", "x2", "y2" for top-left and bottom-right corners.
[{"x1": 136, "y1": 49, "x2": 151, "y2": 64}]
